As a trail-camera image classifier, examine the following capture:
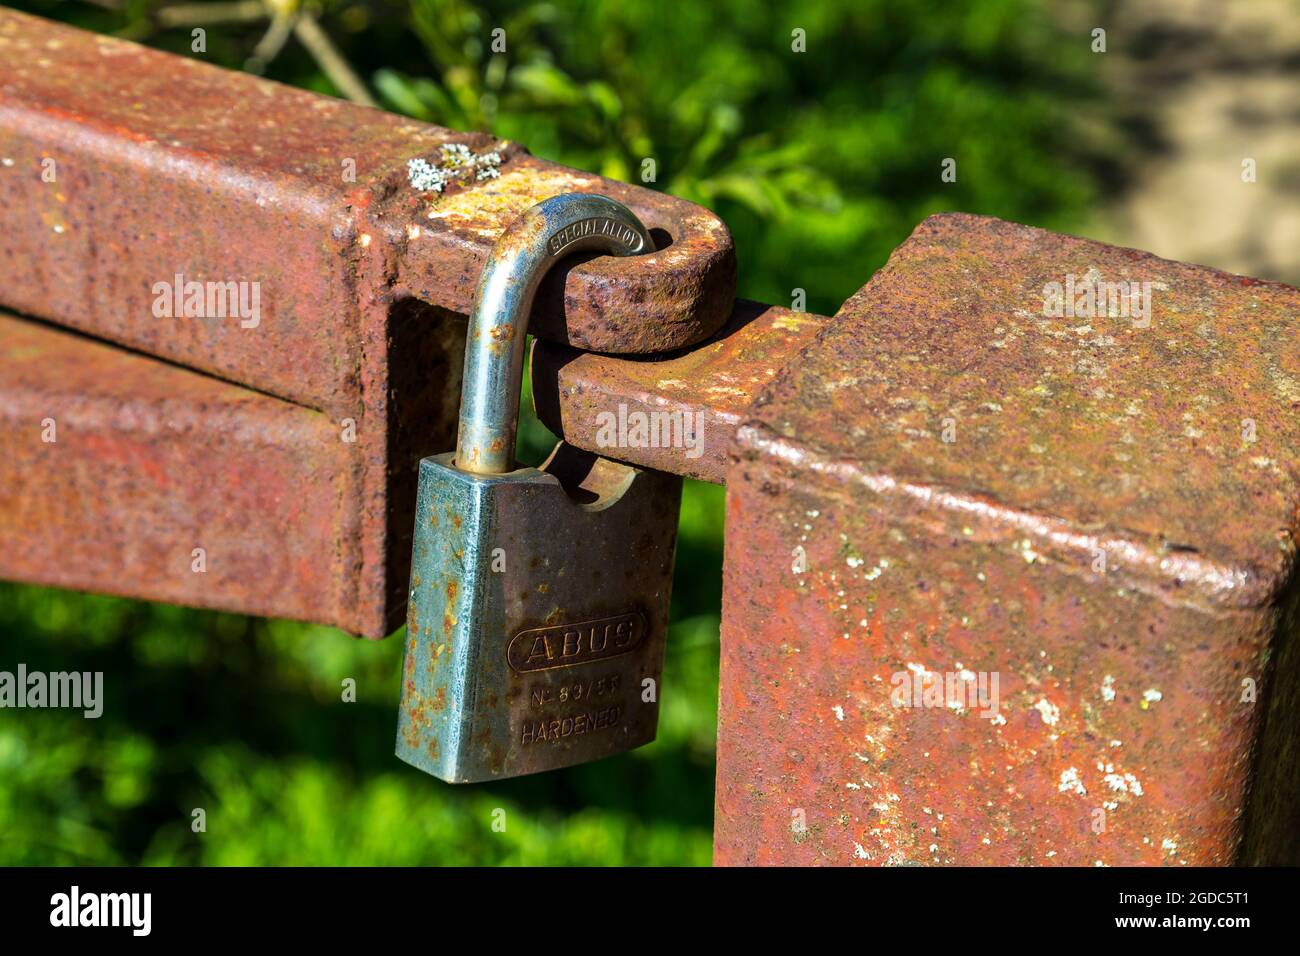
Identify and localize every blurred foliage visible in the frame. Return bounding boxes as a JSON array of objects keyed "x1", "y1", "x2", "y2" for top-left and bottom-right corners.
[
  {"x1": 2, "y1": 0, "x2": 1112, "y2": 864},
  {"x1": 0, "y1": 578, "x2": 721, "y2": 864}
]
